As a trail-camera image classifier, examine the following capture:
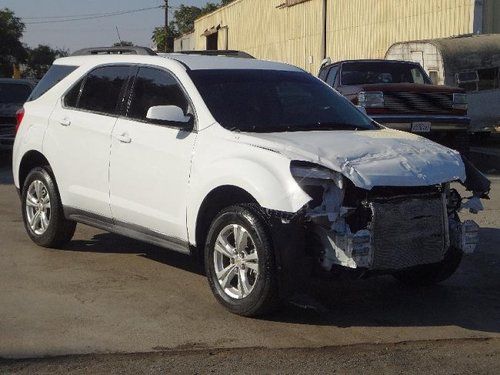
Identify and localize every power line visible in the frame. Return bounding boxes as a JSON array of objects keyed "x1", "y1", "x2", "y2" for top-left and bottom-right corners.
[{"x1": 24, "y1": 5, "x2": 165, "y2": 25}]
